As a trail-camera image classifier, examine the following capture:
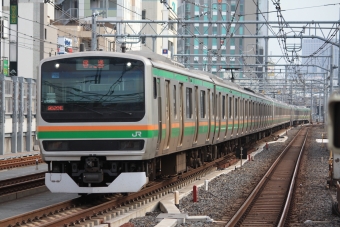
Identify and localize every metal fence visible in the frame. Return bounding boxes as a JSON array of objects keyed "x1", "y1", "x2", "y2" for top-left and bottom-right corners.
[{"x1": 0, "y1": 75, "x2": 37, "y2": 155}]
